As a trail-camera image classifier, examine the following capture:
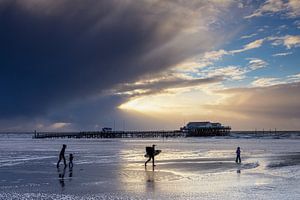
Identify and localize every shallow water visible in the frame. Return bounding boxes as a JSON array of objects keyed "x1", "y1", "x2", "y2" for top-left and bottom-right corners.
[{"x1": 0, "y1": 133, "x2": 299, "y2": 199}]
